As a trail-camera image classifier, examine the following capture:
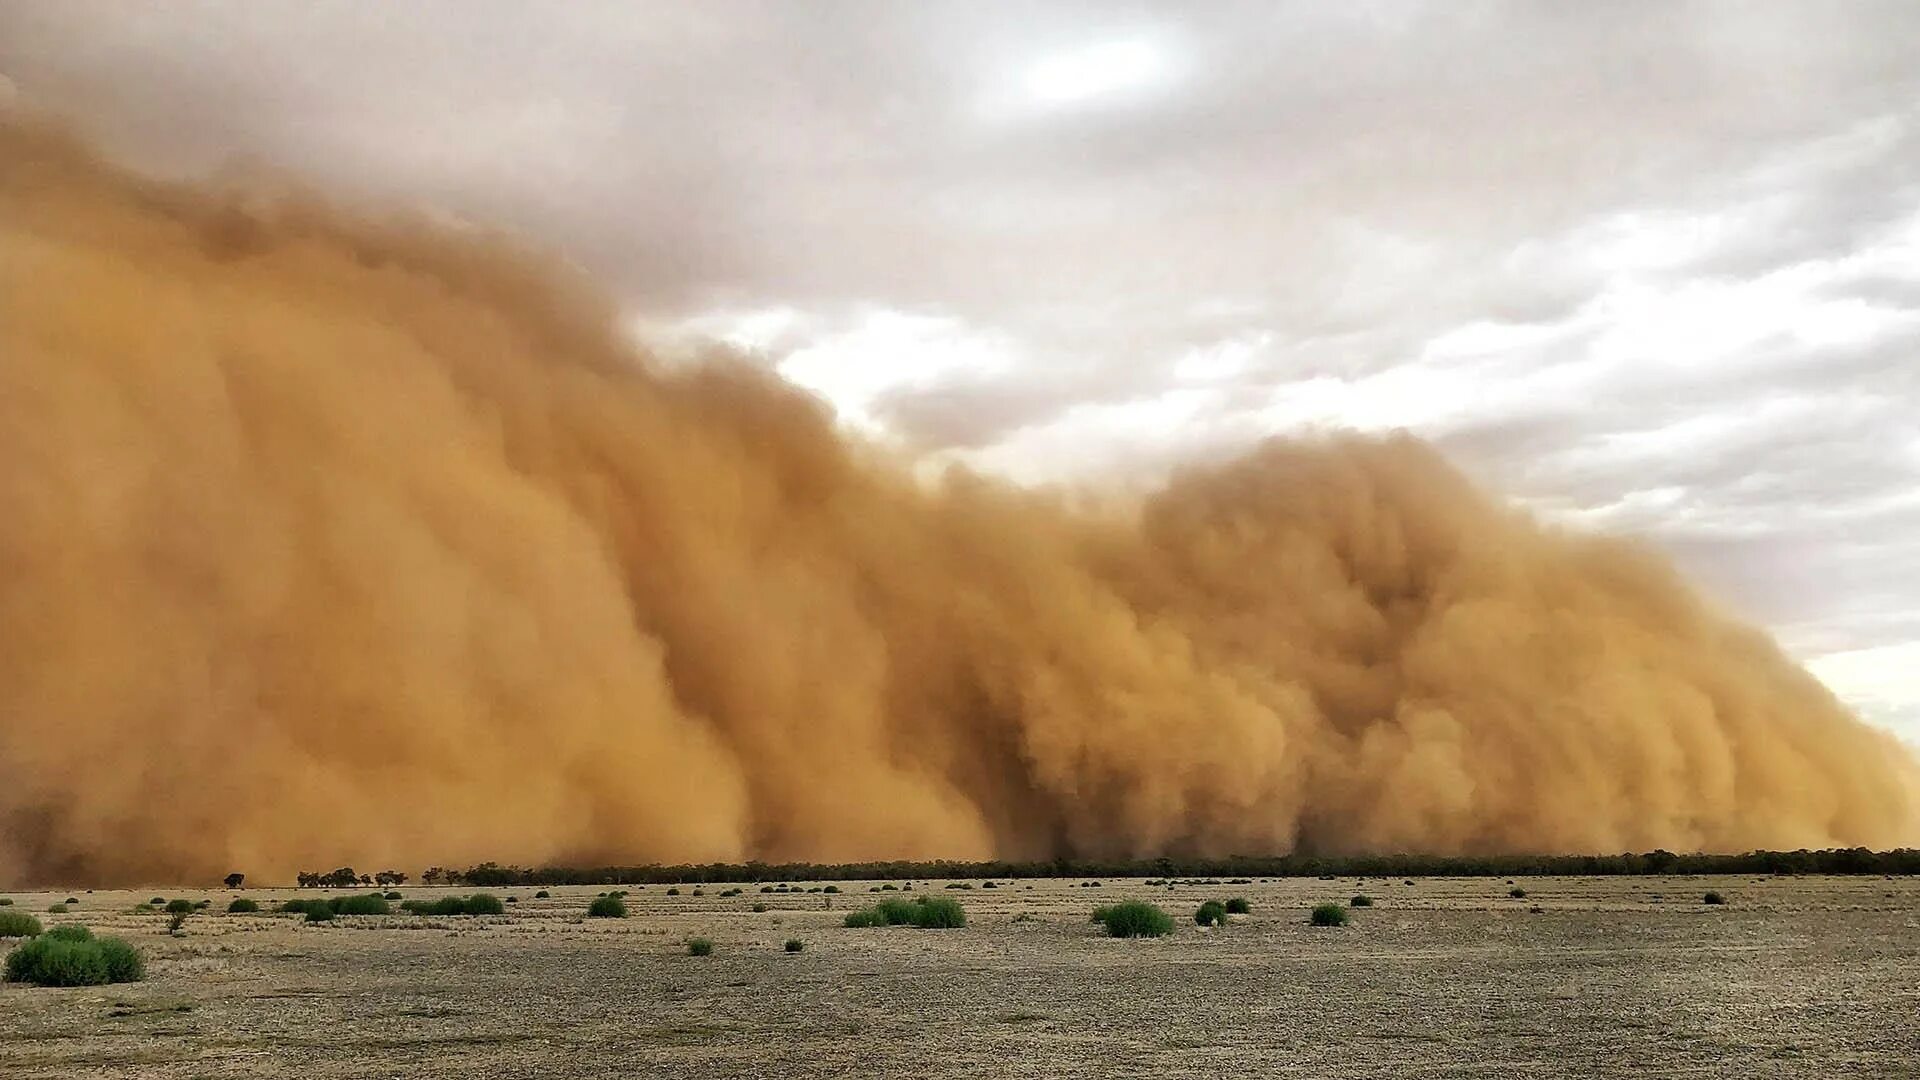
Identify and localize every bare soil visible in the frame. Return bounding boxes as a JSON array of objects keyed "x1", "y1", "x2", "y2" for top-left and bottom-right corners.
[{"x1": 3, "y1": 875, "x2": 1916, "y2": 1078}]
